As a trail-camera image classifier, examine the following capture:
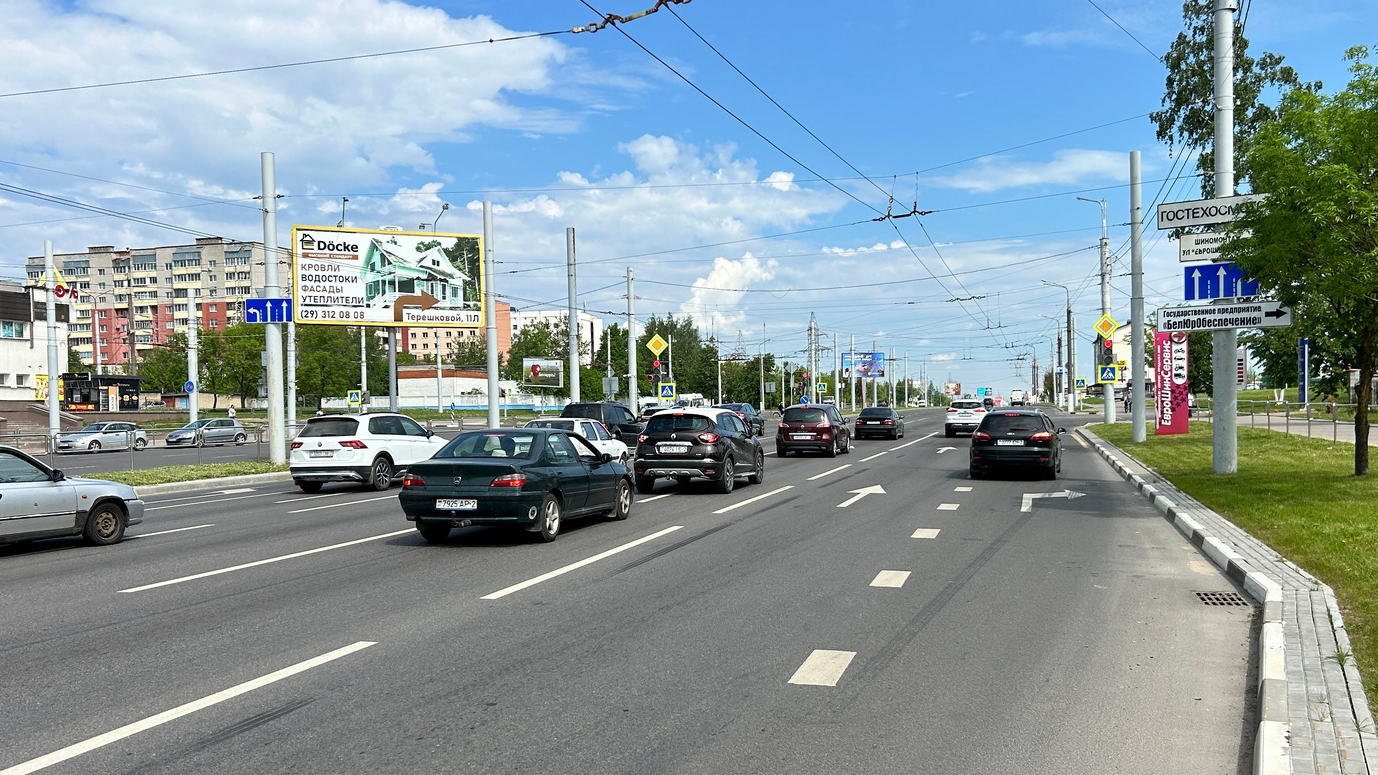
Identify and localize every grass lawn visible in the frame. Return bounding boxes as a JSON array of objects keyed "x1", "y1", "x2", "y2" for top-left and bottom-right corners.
[
  {"x1": 98, "y1": 461, "x2": 288, "y2": 488},
  {"x1": 1094, "y1": 421, "x2": 1378, "y2": 703}
]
